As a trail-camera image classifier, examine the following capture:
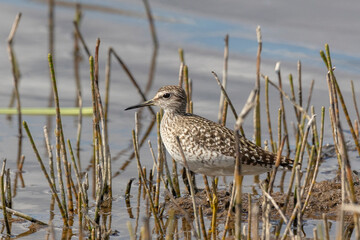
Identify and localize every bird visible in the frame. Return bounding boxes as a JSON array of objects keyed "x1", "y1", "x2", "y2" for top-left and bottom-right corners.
[{"x1": 125, "y1": 85, "x2": 293, "y2": 176}]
